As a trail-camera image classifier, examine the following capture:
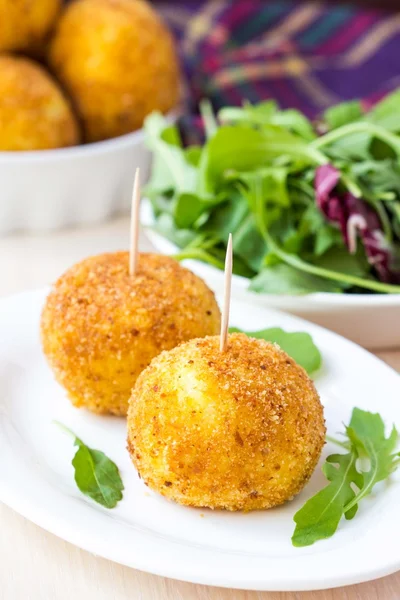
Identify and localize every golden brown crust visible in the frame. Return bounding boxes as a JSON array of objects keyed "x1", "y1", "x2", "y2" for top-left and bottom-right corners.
[
  {"x1": 128, "y1": 333, "x2": 326, "y2": 511},
  {"x1": 0, "y1": 55, "x2": 80, "y2": 151},
  {"x1": 49, "y1": 0, "x2": 180, "y2": 142},
  {"x1": 0, "y1": 0, "x2": 61, "y2": 52},
  {"x1": 41, "y1": 252, "x2": 221, "y2": 415}
]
